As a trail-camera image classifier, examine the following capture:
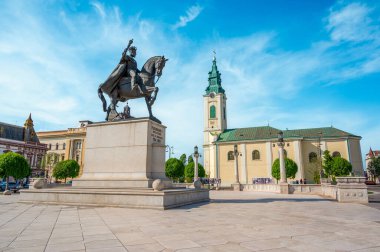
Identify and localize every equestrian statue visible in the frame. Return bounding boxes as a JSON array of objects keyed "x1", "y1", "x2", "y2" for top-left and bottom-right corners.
[{"x1": 98, "y1": 39, "x2": 168, "y2": 123}]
